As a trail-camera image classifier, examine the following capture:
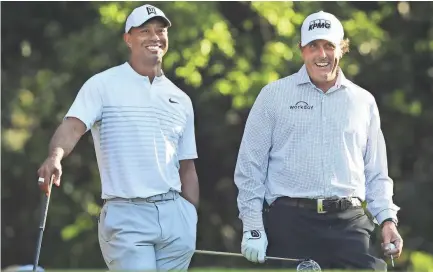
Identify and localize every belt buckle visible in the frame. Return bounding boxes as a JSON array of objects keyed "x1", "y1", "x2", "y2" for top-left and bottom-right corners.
[
  {"x1": 146, "y1": 196, "x2": 160, "y2": 203},
  {"x1": 317, "y1": 199, "x2": 327, "y2": 214}
]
